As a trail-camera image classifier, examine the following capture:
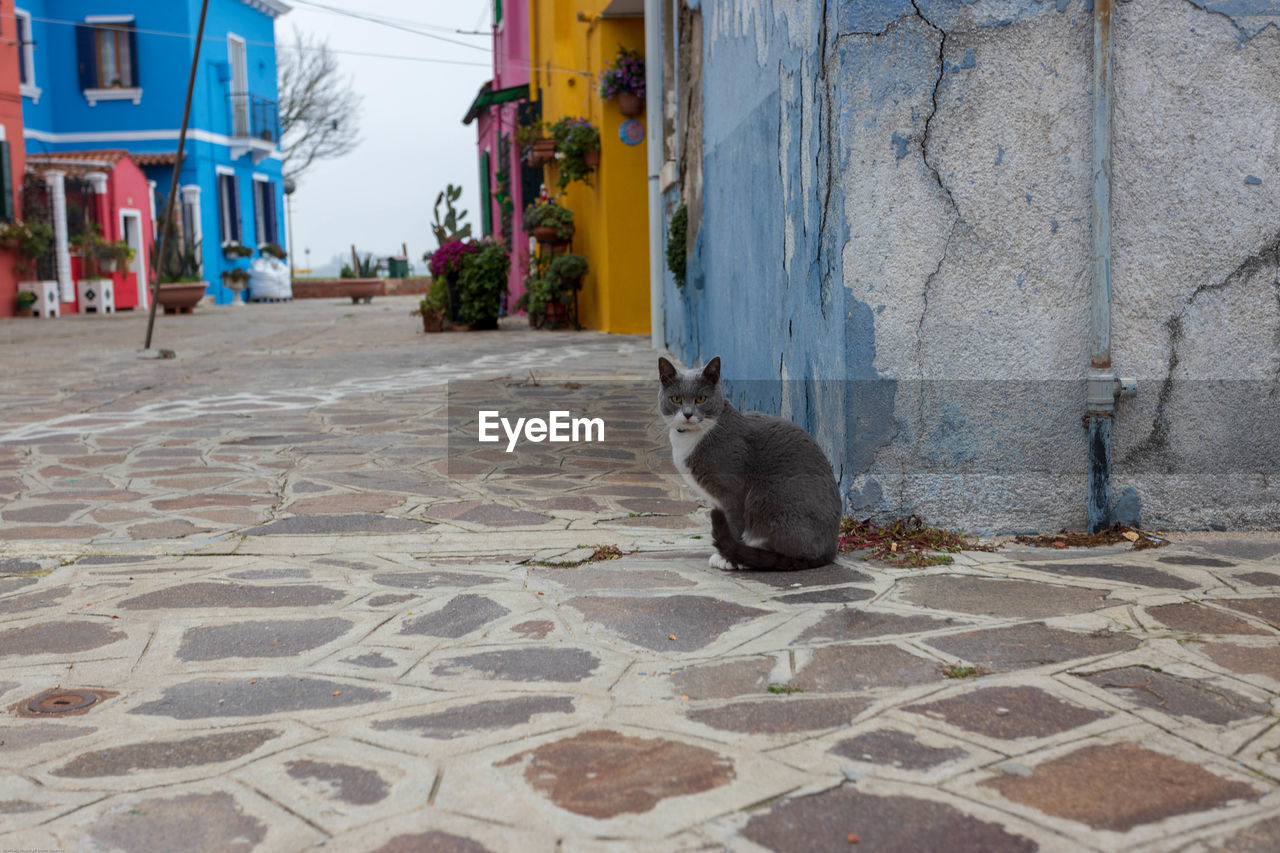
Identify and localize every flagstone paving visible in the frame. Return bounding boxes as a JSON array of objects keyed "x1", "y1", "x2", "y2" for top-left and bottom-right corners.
[{"x1": 2, "y1": 299, "x2": 1279, "y2": 851}]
